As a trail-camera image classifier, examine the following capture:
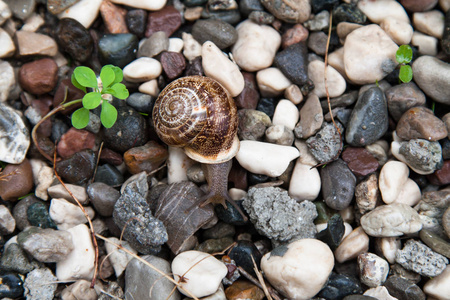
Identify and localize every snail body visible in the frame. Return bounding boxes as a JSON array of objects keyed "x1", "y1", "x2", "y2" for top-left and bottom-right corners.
[{"x1": 153, "y1": 76, "x2": 246, "y2": 220}]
